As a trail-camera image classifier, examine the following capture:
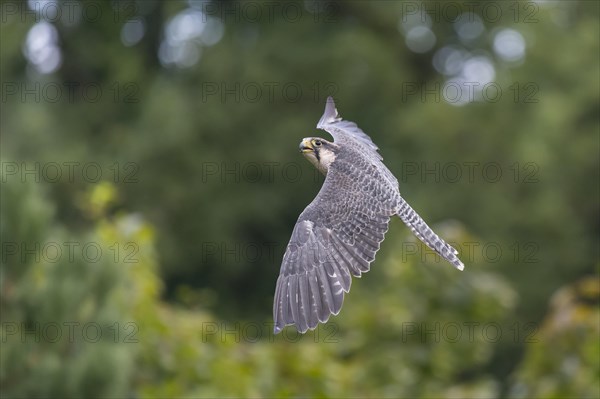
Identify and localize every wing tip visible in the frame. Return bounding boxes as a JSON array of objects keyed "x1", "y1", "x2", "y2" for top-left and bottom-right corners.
[{"x1": 317, "y1": 96, "x2": 340, "y2": 128}]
